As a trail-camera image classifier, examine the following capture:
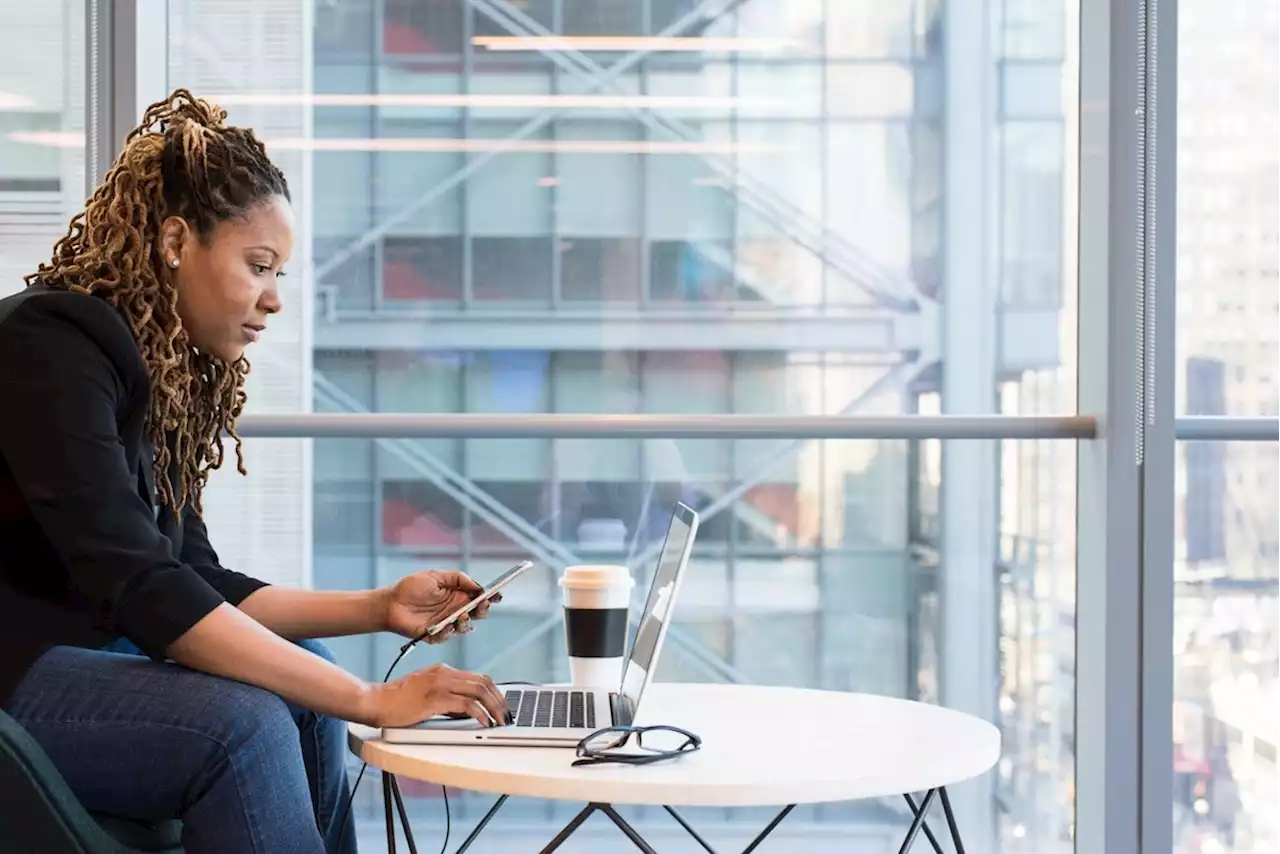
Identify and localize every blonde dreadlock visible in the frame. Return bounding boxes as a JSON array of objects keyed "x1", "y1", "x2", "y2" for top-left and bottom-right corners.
[{"x1": 25, "y1": 88, "x2": 289, "y2": 515}]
